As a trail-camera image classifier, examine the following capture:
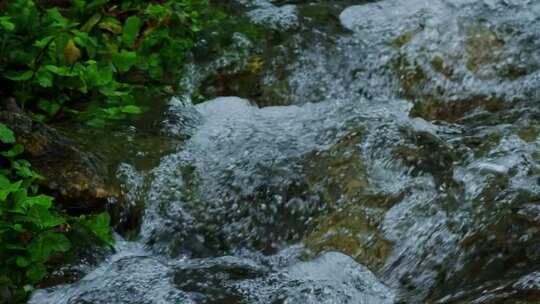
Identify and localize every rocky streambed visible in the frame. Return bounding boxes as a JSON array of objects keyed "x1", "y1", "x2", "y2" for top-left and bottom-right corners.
[{"x1": 29, "y1": 0, "x2": 540, "y2": 303}]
